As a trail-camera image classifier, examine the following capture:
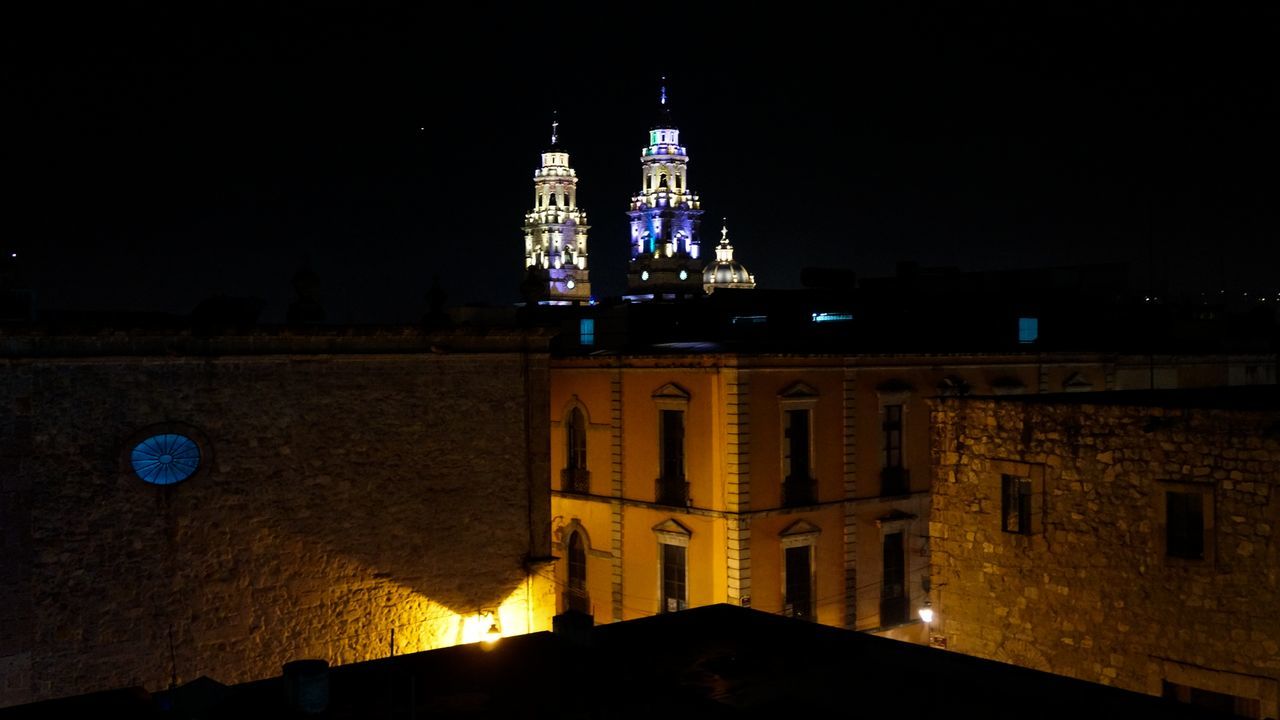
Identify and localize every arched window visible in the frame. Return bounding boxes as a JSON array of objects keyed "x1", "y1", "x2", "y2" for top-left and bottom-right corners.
[
  {"x1": 566, "y1": 530, "x2": 588, "y2": 612},
  {"x1": 563, "y1": 407, "x2": 589, "y2": 492}
]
